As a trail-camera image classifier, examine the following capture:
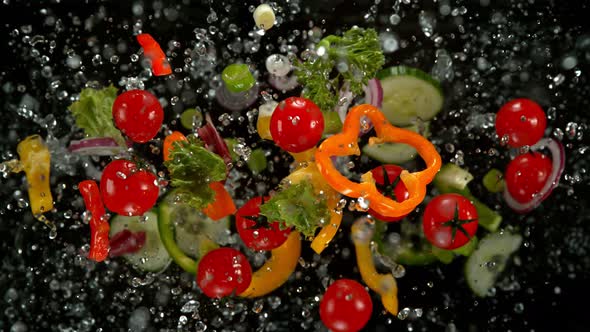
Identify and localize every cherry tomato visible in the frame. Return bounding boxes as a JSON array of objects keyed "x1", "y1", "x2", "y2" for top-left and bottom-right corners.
[
  {"x1": 100, "y1": 159, "x2": 159, "y2": 216},
  {"x1": 495, "y1": 98, "x2": 547, "y2": 148},
  {"x1": 235, "y1": 196, "x2": 292, "y2": 251},
  {"x1": 422, "y1": 193, "x2": 478, "y2": 250},
  {"x1": 319, "y1": 279, "x2": 372, "y2": 332},
  {"x1": 112, "y1": 90, "x2": 164, "y2": 143},
  {"x1": 505, "y1": 152, "x2": 552, "y2": 204},
  {"x1": 368, "y1": 165, "x2": 410, "y2": 222},
  {"x1": 269, "y1": 97, "x2": 324, "y2": 153},
  {"x1": 197, "y1": 247, "x2": 252, "y2": 298}
]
